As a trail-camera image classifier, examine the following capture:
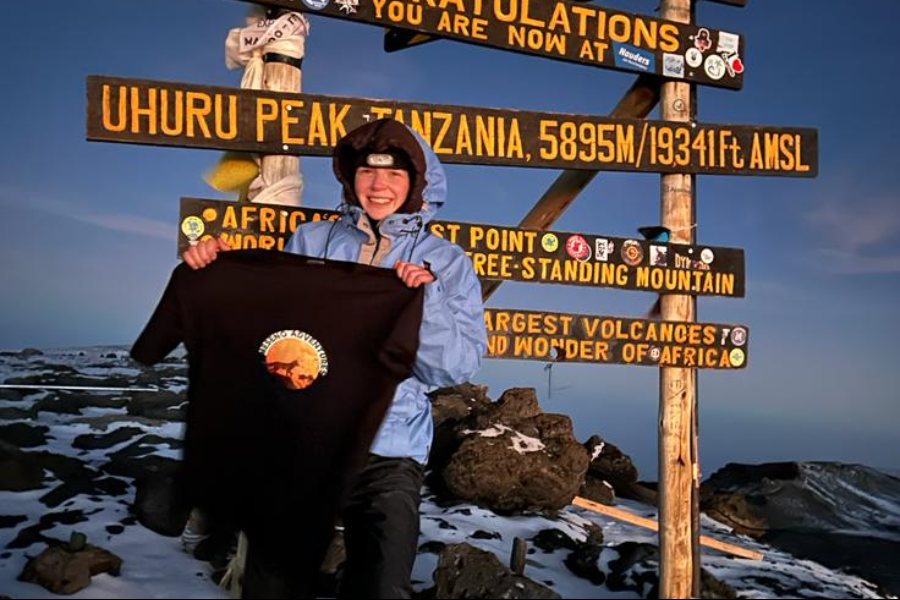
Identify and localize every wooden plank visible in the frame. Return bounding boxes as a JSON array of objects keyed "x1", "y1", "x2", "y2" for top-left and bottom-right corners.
[
  {"x1": 484, "y1": 308, "x2": 748, "y2": 369},
  {"x1": 571, "y1": 497, "x2": 764, "y2": 561},
  {"x1": 87, "y1": 75, "x2": 818, "y2": 177},
  {"x1": 705, "y1": 0, "x2": 746, "y2": 6},
  {"x1": 227, "y1": 0, "x2": 745, "y2": 90},
  {"x1": 178, "y1": 197, "x2": 747, "y2": 298}
]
